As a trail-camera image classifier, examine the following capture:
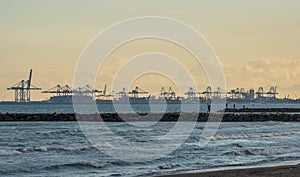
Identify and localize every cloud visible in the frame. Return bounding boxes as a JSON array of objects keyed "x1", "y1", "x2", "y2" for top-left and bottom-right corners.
[{"x1": 224, "y1": 58, "x2": 300, "y2": 97}]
